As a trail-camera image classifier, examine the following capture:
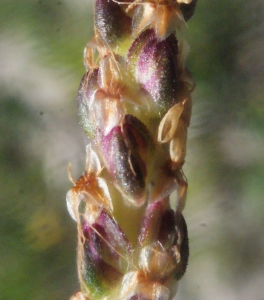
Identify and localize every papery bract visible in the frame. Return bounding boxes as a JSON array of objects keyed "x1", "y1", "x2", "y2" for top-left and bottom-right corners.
[
  {"x1": 66, "y1": 145, "x2": 113, "y2": 222},
  {"x1": 132, "y1": 2, "x2": 186, "y2": 41}
]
